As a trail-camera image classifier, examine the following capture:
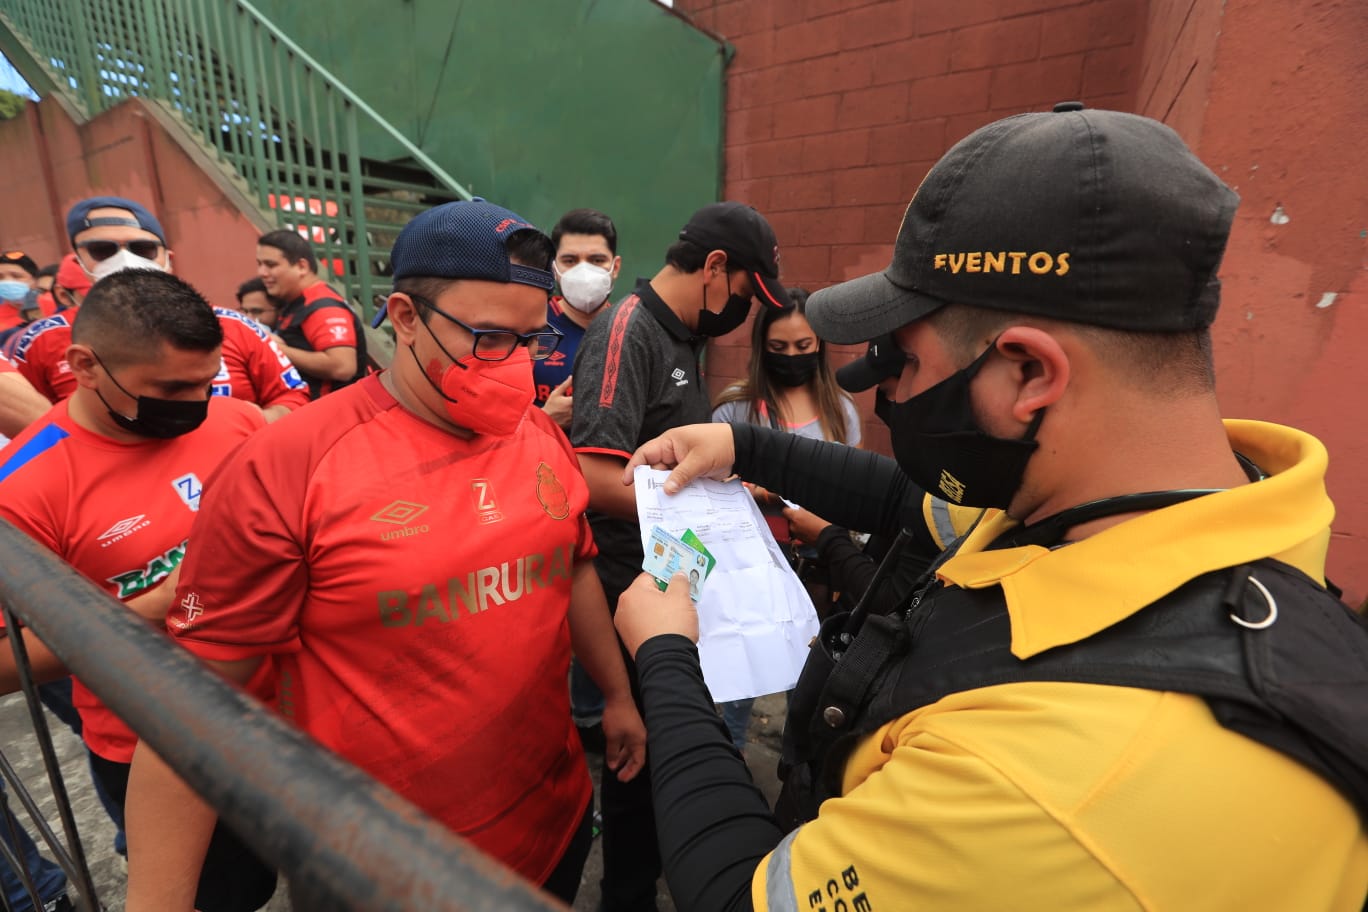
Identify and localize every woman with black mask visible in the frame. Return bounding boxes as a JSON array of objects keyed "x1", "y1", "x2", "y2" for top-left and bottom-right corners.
[{"x1": 709, "y1": 287, "x2": 860, "y2": 754}]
